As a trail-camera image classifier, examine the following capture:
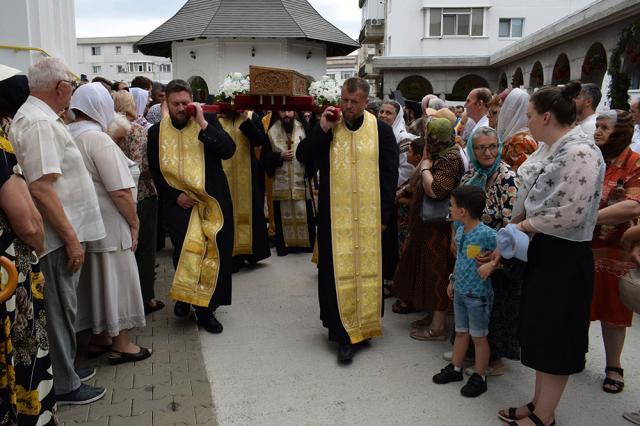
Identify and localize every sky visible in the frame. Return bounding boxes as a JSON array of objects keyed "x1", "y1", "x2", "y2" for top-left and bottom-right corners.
[{"x1": 75, "y1": 0, "x2": 361, "y2": 39}]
